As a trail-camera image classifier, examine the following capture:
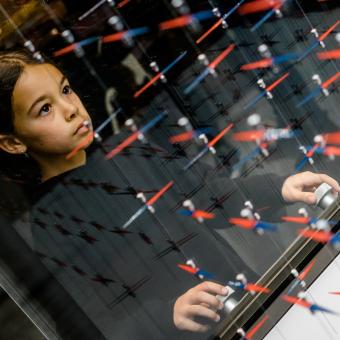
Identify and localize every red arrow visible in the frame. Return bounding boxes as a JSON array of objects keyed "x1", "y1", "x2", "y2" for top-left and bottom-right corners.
[
  {"x1": 232, "y1": 130, "x2": 265, "y2": 142},
  {"x1": 319, "y1": 20, "x2": 340, "y2": 42},
  {"x1": 229, "y1": 217, "x2": 257, "y2": 229},
  {"x1": 146, "y1": 181, "x2": 174, "y2": 206},
  {"x1": 298, "y1": 229, "x2": 332, "y2": 243},
  {"x1": 281, "y1": 216, "x2": 310, "y2": 224},
  {"x1": 318, "y1": 49, "x2": 340, "y2": 60},
  {"x1": 321, "y1": 72, "x2": 340, "y2": 89},
  {"x1": 266, "y1": 72, "x2": 290, "y2": 92},
  {"x1": 117, "y1": 0, "x2": 130, "y2": 8},
  {"x1": 245, "y1": 283, "x2": 270, "y2": 293},
  {"x1": 241, "y1": 58, "x2": 273, "y2": 70},
  {"x1": 282, "y1": 295, "x2": 311, "y2": 308},
  {"x1": 134, "y1": 74, "x2": 162, "y2": 98},
  {"x1": 299, "y1": 259, "x2": 316, "y2": 281},
  {"x1": 323, "y1": 146, "x2": 340, "y2": 157},
  {"x1": 208, "y1": 123, "x2": 233, "y2": 147},
  {"x1": 177, "y1": 264, "x2": 198, "y2": 275},
  {"x1": 209, "y1": 44, "x2": 236, "y2": 69},
  {"x1": 192, "y1": 210, "x2": 215, "y2": 219},
  {"x1": 105, "y1": 131, "x2": 139, "y2": 159},
  {"x1": 196, "y1": 18, "x2": 224, "y2": 44},
  {"x1": 323, "y1": 132, "x2": 340, "y2": 145},
  {"x1": 239, "y1": 0, "x2": 283, "y2": 15},
  {"x1": 66, "y1": 132, "x2": 94, "y2": 160},
  {"x1": 169, "y1": 131, "x2": 196, "y2": 144},
  {"x1": 246, "y1": 314, "x2": 269, "y2": 339}
]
